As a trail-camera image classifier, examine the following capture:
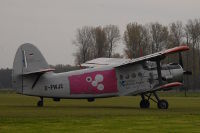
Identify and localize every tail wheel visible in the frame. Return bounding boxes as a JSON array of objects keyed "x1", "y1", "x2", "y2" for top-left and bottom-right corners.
[
  {"x1": 157, "y1": 99, "x2": 168, "y2": 109},
  {"x1": 37, "y1": 97, "x2": 44, "y2": 107},
  {"x1": 37, "y1": 100, "x2": 43, "y2": 107},
  {"x1": 140, "y1": 99, "x2": 150, "y2": 109},
  {"x1": 87, "y1": 98, "x2": 95, "y2": 102}
]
